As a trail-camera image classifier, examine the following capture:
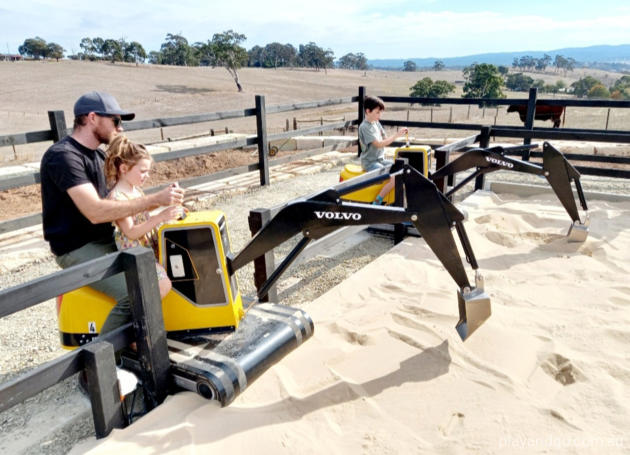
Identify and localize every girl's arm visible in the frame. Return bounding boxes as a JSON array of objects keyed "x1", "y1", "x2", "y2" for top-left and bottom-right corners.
[{"x1": 114, "y1": 206, "x2": 180, "y2": 241}]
